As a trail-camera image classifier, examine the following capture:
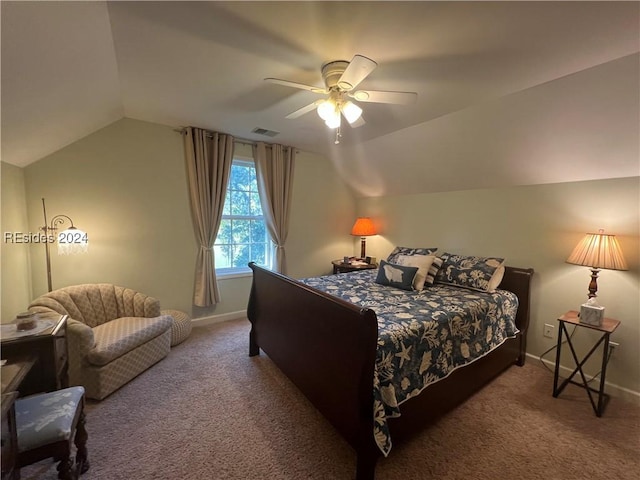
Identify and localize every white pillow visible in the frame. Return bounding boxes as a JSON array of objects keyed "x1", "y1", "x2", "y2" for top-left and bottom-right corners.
[
  {"x1": 396, "y1": 254, "x2": 436, "y2": 290},
  {"x1": 487, "y1": 265, "x2": 505, "y2": 292}
]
